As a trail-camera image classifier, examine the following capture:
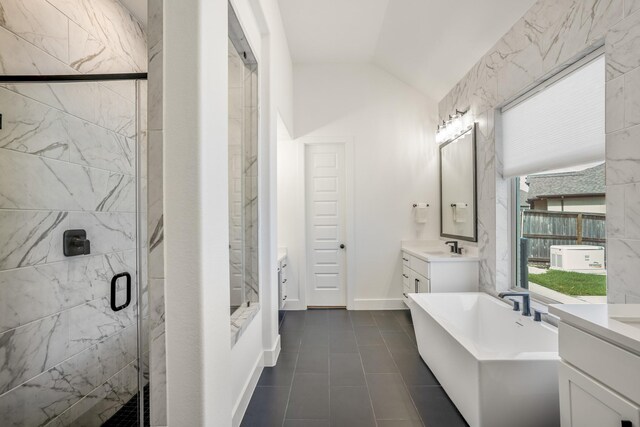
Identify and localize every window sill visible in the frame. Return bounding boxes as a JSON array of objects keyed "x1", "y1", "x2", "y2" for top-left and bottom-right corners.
[{"x1": 525, "y1": 282, "x2": 607, "y2": 305}]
